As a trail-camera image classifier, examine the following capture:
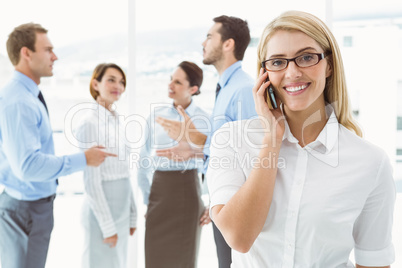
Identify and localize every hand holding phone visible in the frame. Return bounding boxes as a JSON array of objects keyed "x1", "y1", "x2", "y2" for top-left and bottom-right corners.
[{"x1": 264, "y1": 71, "x2": 278, "y2": 109}]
